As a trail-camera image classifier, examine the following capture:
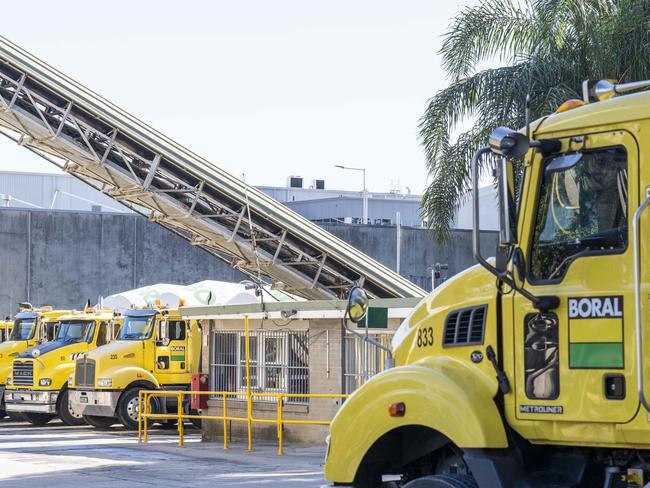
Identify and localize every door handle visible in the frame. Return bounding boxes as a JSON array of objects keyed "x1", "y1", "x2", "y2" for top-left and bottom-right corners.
[{"x1": 633, "y1": 188, "x2": 650, "y2": 412}]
